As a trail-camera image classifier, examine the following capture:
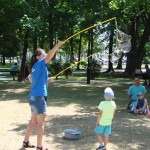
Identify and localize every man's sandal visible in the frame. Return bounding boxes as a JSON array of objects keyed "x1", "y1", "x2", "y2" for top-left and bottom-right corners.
[
  {"x1": 37, "y1": 146, "x2": 48, "y2": 150},
  {"x1": 23, "y1": 141, "x2": 35, "y2": 148}
]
